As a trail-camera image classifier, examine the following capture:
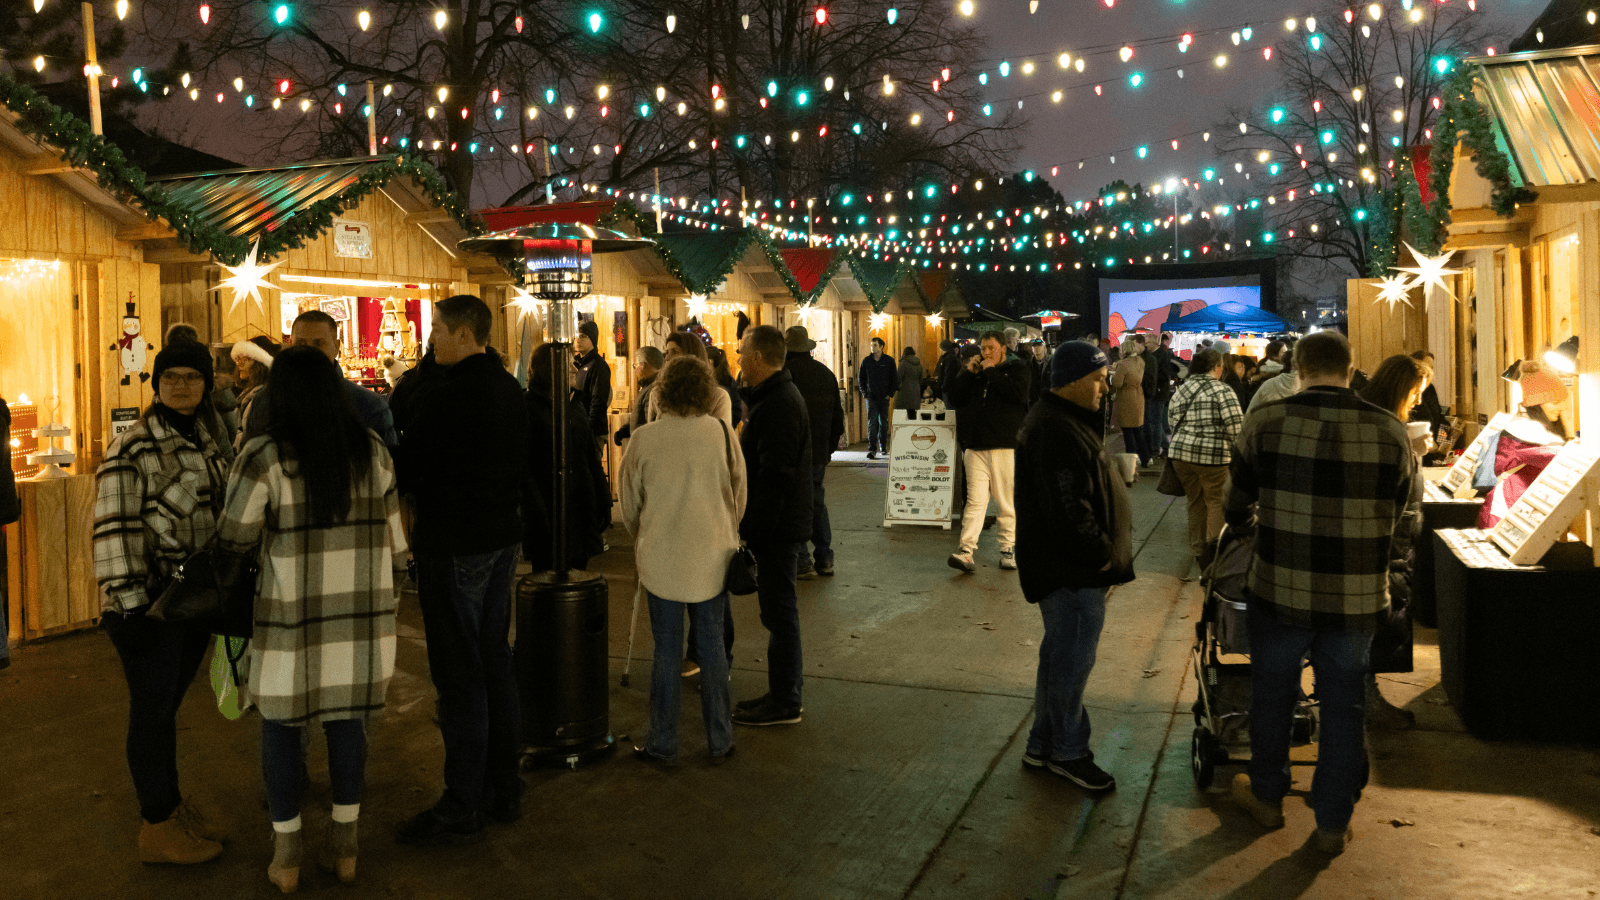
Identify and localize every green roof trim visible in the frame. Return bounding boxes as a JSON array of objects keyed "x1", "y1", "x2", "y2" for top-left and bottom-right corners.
[
  {"x1": 651, "y1": 227, "x2": 805, "y2": 302},
  {"x1": 847, "y1": 256, "x2": 916, "y2": 312},
  {"x1": 0, "y1": 72, "x2": 478, "y2": 267}
]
